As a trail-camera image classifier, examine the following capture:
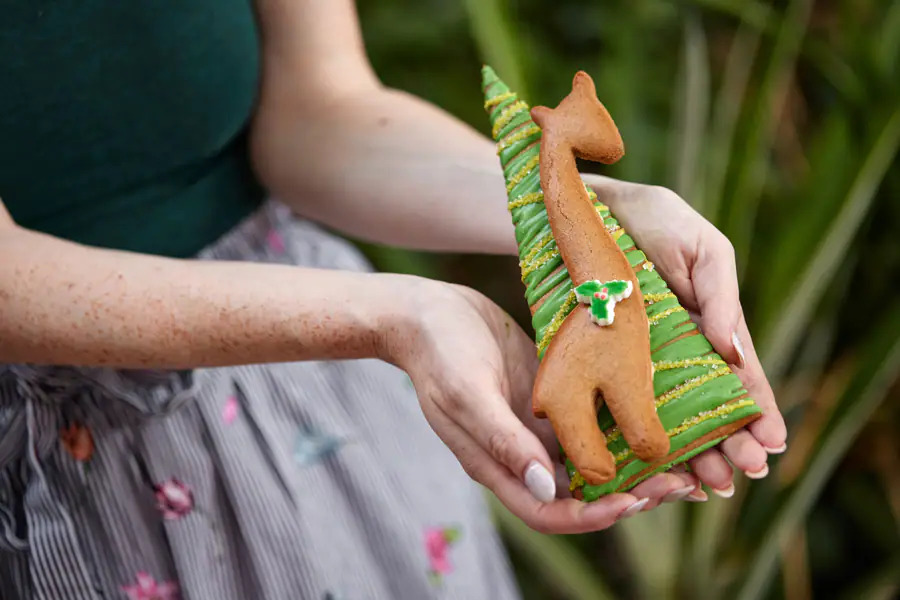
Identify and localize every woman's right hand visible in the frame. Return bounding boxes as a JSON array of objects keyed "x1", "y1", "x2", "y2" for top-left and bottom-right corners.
[{"x1": 380, "y1": 276, "x2": 702, "y2": 534}]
